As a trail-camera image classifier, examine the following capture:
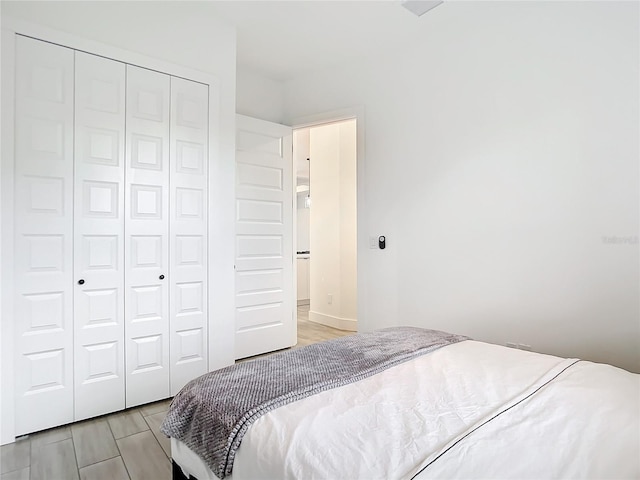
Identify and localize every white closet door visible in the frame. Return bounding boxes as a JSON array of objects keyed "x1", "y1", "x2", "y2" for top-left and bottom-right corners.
[
  {"x1": 169, "y1": 78, "x2": 209, "y2": 394},
  {"x1": 125, "y1": 65, "x2": 171, "y2": 407},
  {"x1": 73, "y1": 52, "x2": 126, "y2": 420},
  {"x1": 13, "y1": 36, "x2": 74, "y2": 434}
]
